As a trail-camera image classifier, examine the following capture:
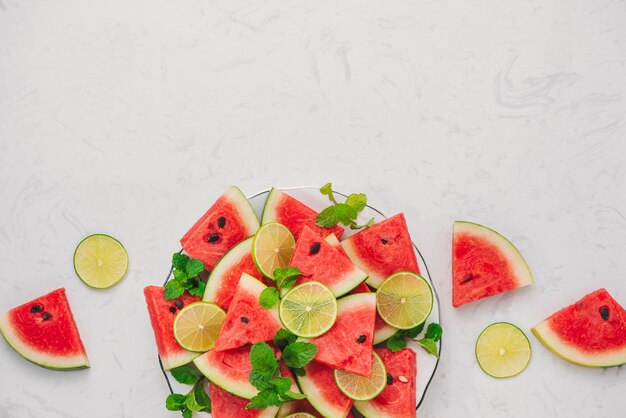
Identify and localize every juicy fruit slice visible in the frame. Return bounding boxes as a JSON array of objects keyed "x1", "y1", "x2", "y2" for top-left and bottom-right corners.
[
  {"x1": 279, "y1": 282, "x2": 338, "y2": 338},
  {"x1": 173, "y1": 302, "x2": 225, "y2": 352},
  {"x1": 252, "y1": 222, "x2": 296, "y2": 279},
  {"x1": 297, "y1": 361, "x2": 354, "y2": 418},
  {"x1": 303, "y1": 293, "x2": 376, "y2": 376},
  {"x1": 290, "y1": 226, "x2": 368, "y2": 297},
  {"x1": 324, "y1": 233, "x2": 348, "y2": 257},
  {"x1": 341, "y1": 214, "x2": 419, "y2": 288},
  {"x1": 349, "y1": 280, "x2": 398, "y2": 344},
  {"x1": 0, "y1": 288, "x2": 89, "y2": 370},
  {"x1": 476, "y1": 322, "x2": 531, "y2": 378},
  {"x1": 532, "y1": 288, "x2": 626, "y2": 367},
  {"x1": 376, "y1": 272, "x2": 433, "y2": 329},
  {"x1": 210, "y1": 381, "x2": 279, "y2": 418},
  {"x1": 354, "y1": 348, "x2": 416, "y2": 418},
  {"x1": 144, "y1": 286, "x2": 201, "y2": 370},
  {"x1": 214, "y1": 273, "x2": 282, "y2": 351},
  {"x1": 73, "y1": 234, "x2": 128, "y2": 289},
  {"x1": 194, "y1": 344, "x2": 280, "y2": 399},
  {"x1": 204, "y1": 237, "x2": 267, "y2": 310},
  {"x1": 335, "y1": 352, "x2": 387, "y2": 401},
  {"x1": 453, "y1": 221, "x2": 533, "y2": 307},
  {"x1": 181, "y1": 186, "x2": 259, "y2": 271},
  {"x1": 262, "y1": 188, "x2": 344, "y2": 240}
]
